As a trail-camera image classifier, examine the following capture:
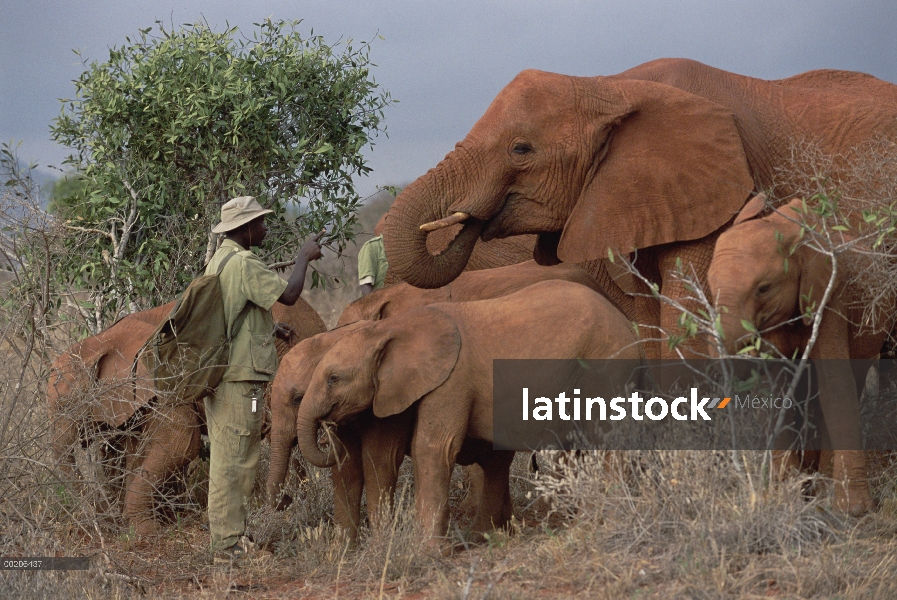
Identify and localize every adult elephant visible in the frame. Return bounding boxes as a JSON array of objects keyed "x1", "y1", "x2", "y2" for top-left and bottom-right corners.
[
  {"x1": 707, "y1": 196, "x2": 896, "y2": 515},
  {"x1": 267, "y1": 260, "x2": 612, "y2": 539},
  {"x1": 383, "y1": 58, "x2": 897, "y2": 358},
  {"x1": 296, "y1": 280, "x2": 642, "y2": 549},
  {"x1": 47, "y1": 297, "x2": 325, "y2": 535}
]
